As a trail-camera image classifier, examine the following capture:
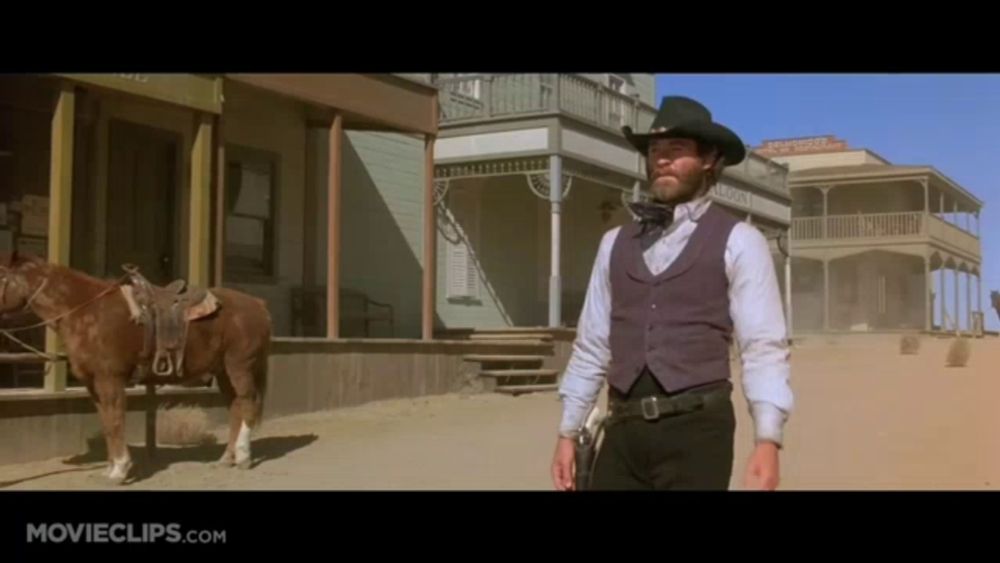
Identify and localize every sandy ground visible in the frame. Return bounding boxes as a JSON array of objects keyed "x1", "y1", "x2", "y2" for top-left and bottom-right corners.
[{"x1": 1, "y1": 334, "x2": 998, "y2": 490}]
